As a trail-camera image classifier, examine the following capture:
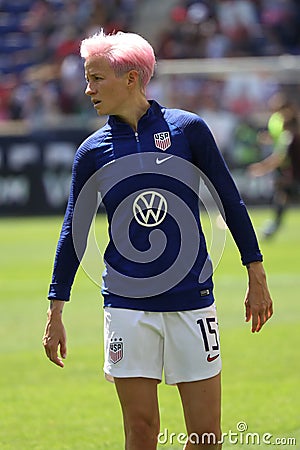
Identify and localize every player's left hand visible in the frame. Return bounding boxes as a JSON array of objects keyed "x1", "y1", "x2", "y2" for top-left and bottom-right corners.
[
  {"x1": 42, "y1": 300, "x2": 67, "y2": 367},
  {"x1": 244, "y1": 262, "x2": 273, "y2": 332}
]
